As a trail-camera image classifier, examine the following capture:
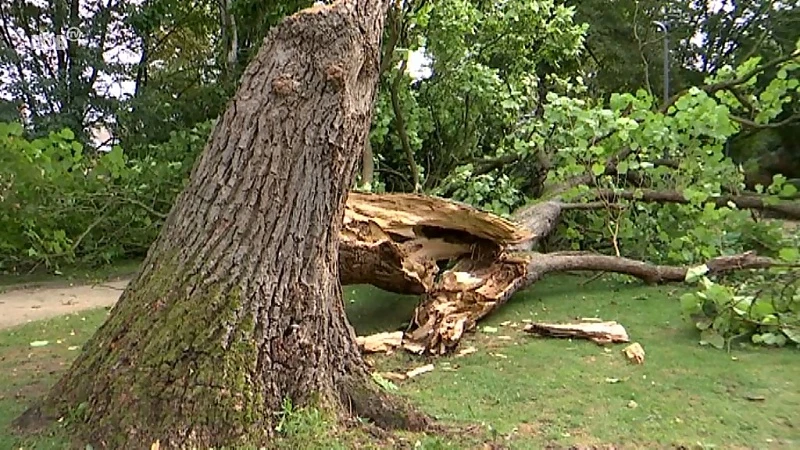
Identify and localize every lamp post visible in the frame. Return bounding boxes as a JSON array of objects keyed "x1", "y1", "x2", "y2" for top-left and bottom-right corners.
[{"x1": 653, "y1": 21, "x2": 669, "y2": 106}]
